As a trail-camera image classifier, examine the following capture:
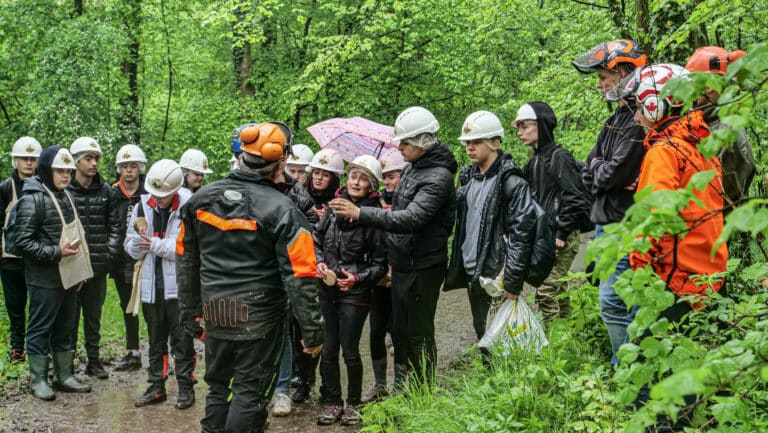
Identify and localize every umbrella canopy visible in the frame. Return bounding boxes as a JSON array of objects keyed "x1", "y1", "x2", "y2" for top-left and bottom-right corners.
[{"x1": 307, "y1": 116, "x2": 399, "y2": 162}]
